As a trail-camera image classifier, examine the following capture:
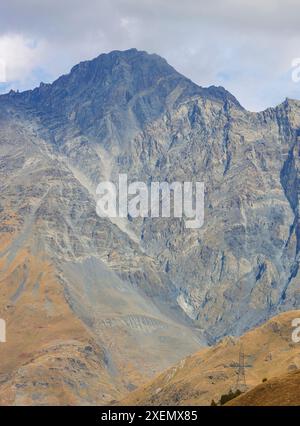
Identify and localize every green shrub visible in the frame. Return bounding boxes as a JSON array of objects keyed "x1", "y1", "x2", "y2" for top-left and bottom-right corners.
[{"x1": 219, "y1": 389, "x2": 242, "y2": 405}]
